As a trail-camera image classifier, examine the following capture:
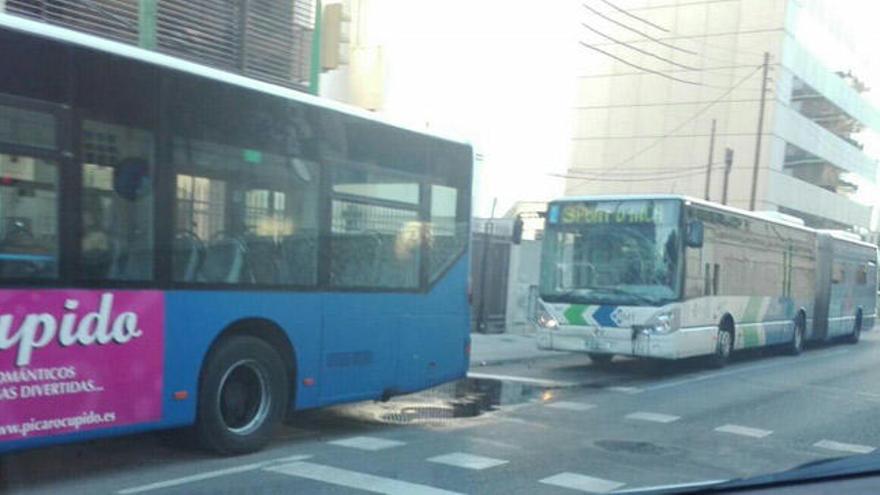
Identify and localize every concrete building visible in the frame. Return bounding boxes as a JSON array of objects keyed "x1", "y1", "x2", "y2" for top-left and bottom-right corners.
[{"x1": 568, "y1": 0, "x2": 880, "y2": 232}]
